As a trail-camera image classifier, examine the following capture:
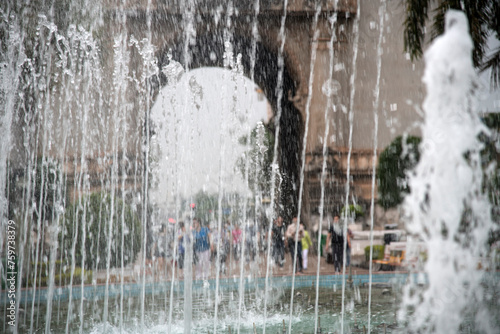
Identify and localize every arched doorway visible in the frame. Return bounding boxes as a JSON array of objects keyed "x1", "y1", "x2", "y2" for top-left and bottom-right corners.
[{"x1": 153, "y1": 31, "x2": 304, "y2": 221}]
